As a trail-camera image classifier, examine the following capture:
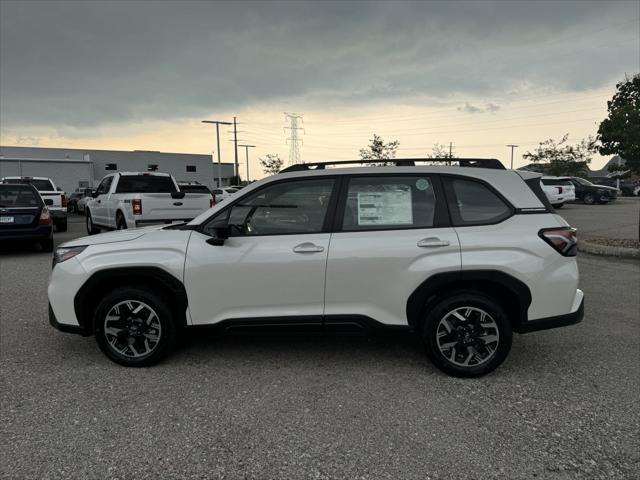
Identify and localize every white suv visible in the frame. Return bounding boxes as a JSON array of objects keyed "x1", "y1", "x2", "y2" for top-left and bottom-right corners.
[{"x1": 48, "y1": 159, "x2": 583, "y2": 377}]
